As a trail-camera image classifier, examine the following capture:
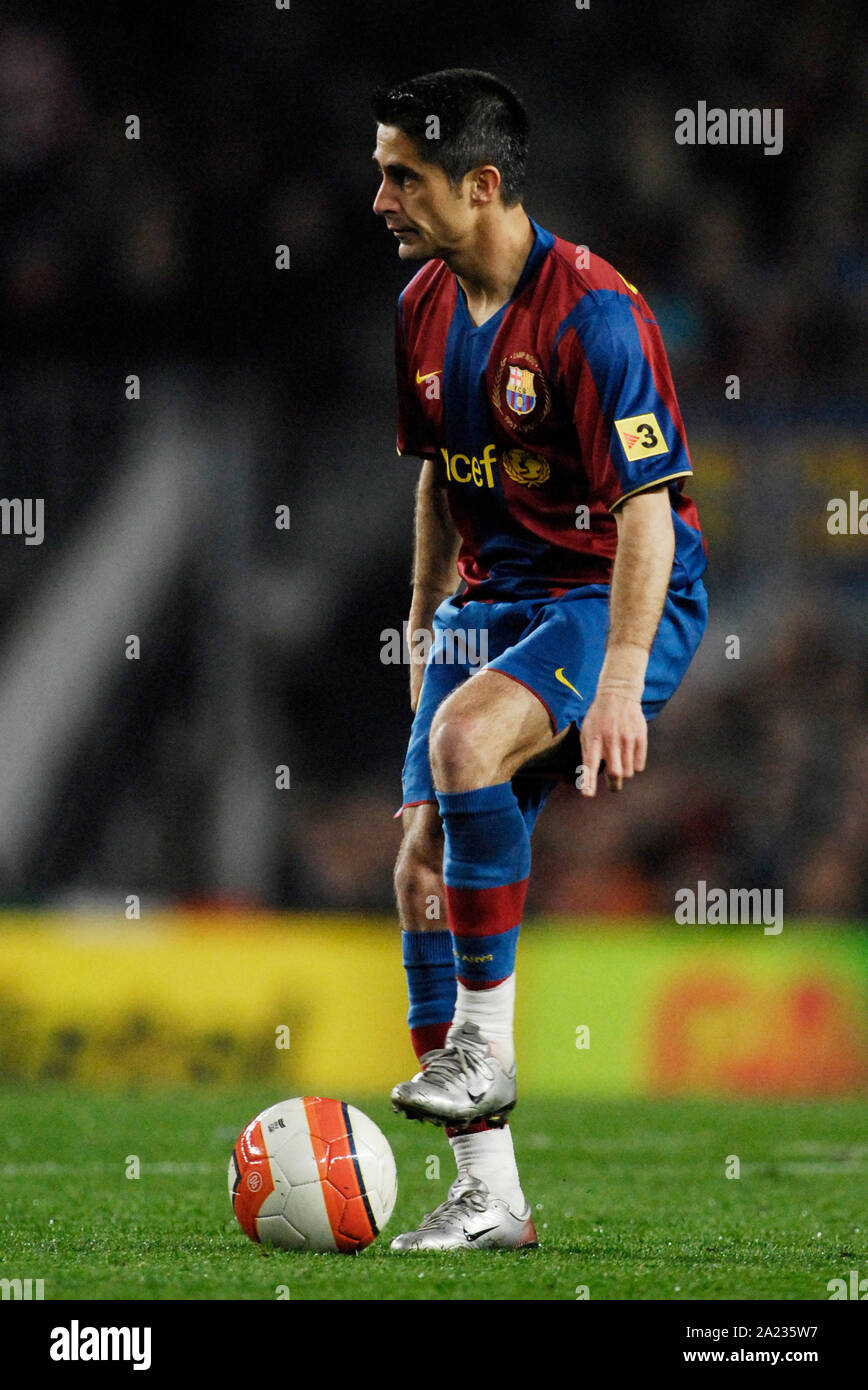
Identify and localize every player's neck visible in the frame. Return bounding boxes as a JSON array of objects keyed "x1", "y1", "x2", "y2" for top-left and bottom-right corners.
[{"x1": 451, "y1": 208, "x2": 535, "y2": 327}]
